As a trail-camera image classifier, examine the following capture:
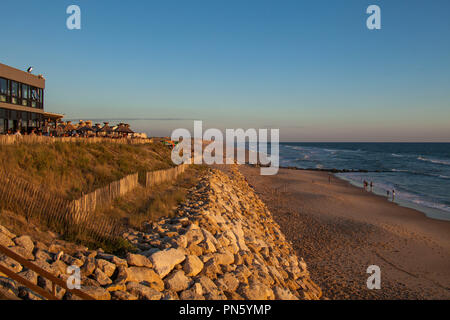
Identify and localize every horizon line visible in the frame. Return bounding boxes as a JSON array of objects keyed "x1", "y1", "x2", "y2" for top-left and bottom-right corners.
[{"x1": 278, "y1": 141, "x2": 450, "y2": 143}]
